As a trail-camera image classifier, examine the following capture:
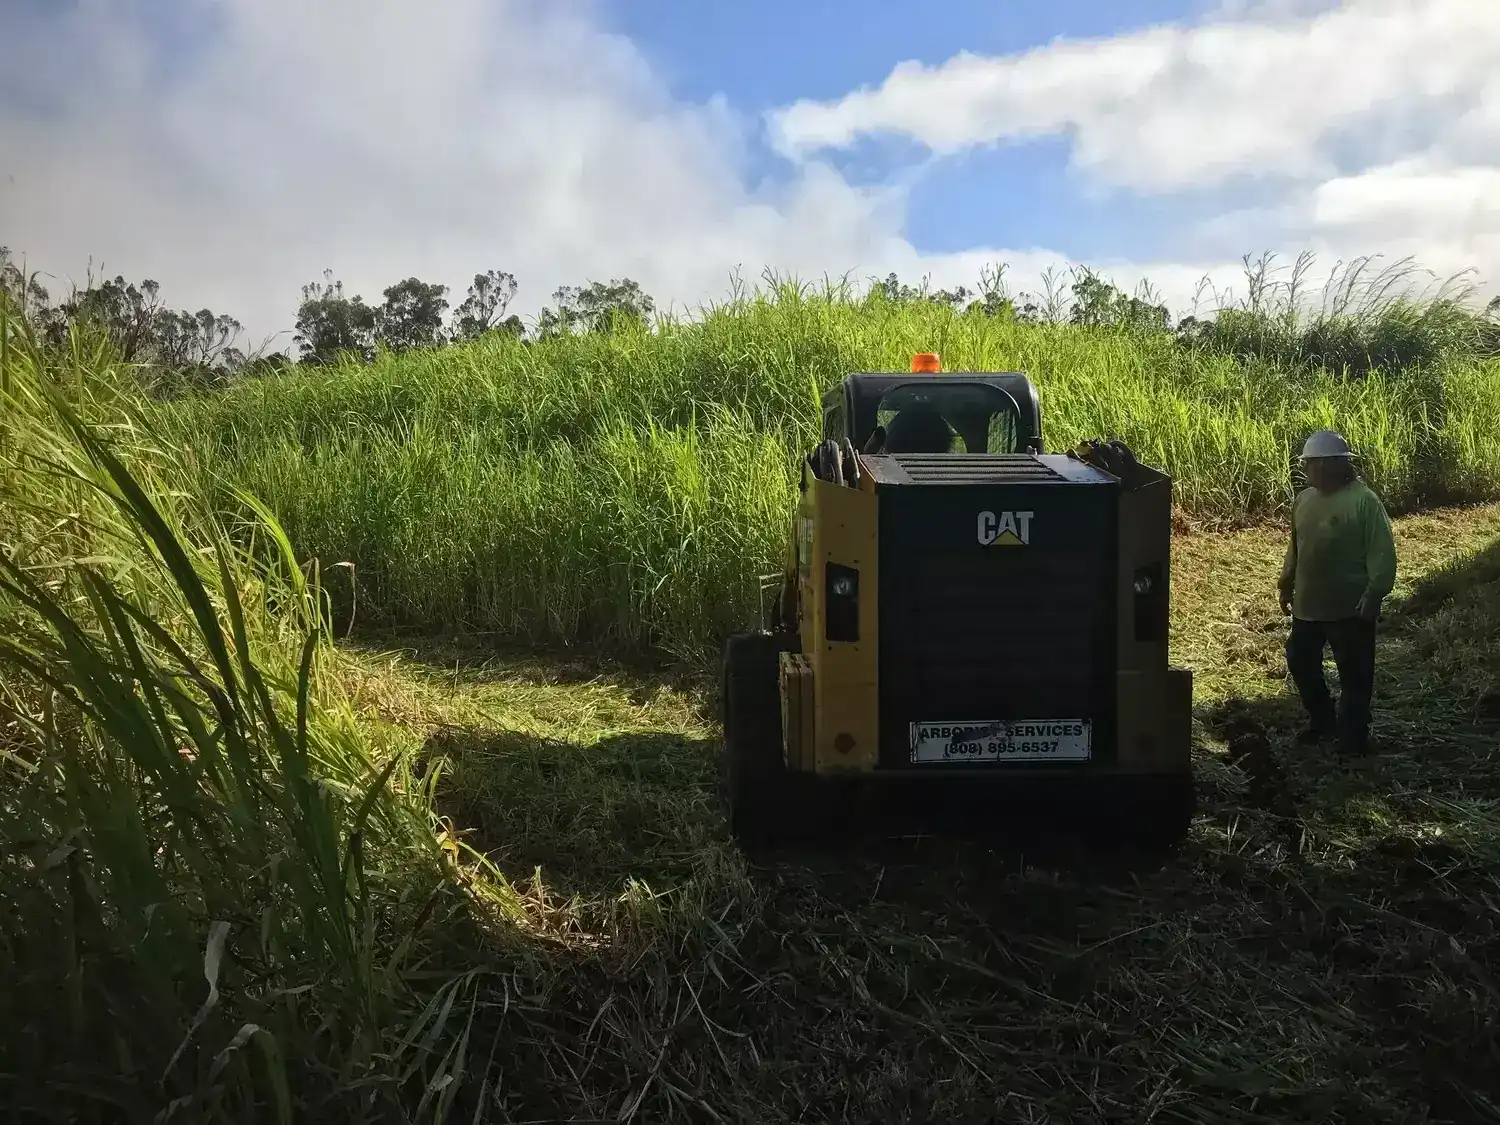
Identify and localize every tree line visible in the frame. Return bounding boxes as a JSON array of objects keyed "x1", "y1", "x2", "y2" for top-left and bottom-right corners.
[
  {"x1": 285, "y1": 262, "x2": 1180, "y2": 368},
  {"x1": 1, "y1": 245, "x2": 1177, "y2": 381},
  {"x1": 0, "y1": 247, "x2": 660, "y2": 392},
  {"x1": 868, "y1": 256, "x2": 1500, "y2": 377},
  {"x1": 5, "y1": 244, "x2": 1495, "y2": 396},
  {"x1": 1, "y1": 248, "x2": 254, "y2": 393},
  {"x1": 290, "y1": 271, "x2": 657, "y2": 364}
]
